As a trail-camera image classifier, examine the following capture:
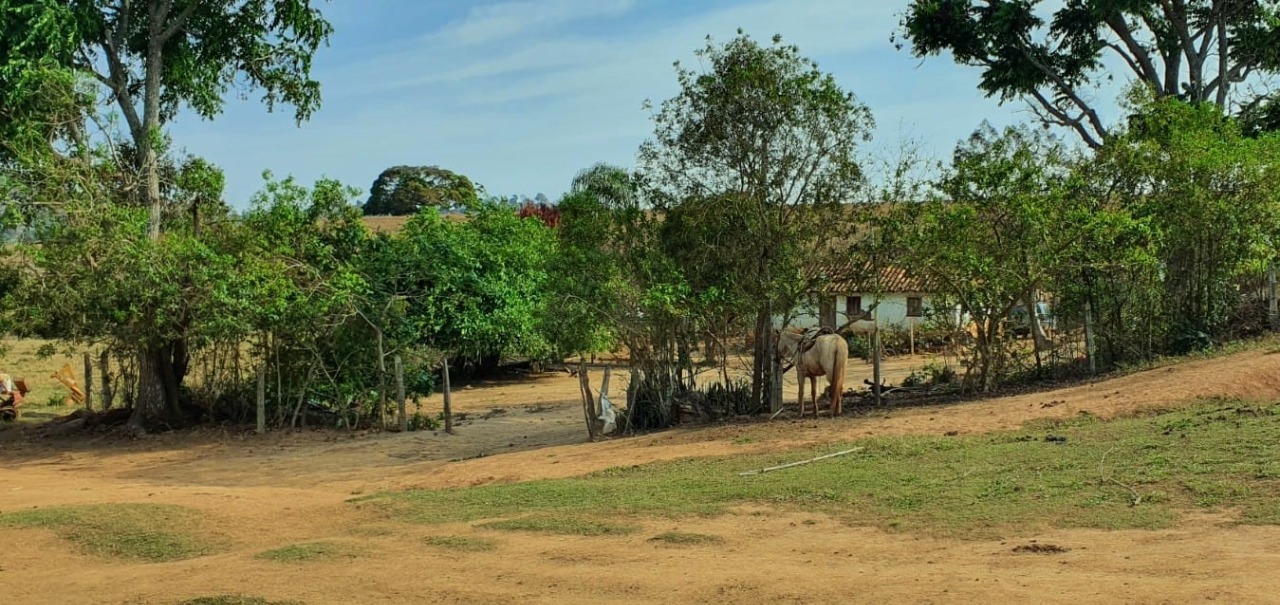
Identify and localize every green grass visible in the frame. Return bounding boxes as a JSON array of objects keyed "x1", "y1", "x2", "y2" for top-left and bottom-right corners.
[
  {"x1": 355, "y1": 399, "x2": 1280, "y2": 539},
  {"x1": 648, "y1": 531, "x2": 724, "y2": 546},
  {"x1": 347, "y1": 524, "x2": 395, "y2": 538},
  {"x1": 423, "y1": 534, "x2": 498, "y2": 552},
  {"x1": 176, "y1": 596, "x2": 303, "y2": 605},
  {"x1": 254, "y1": 541, "x2": 360, "y2": 562},
  {"x1": 476, "y1": 515, "x2": 638, "y2": 536},
  {"x1": 0, "y1": 503, "x2": 220, "y2": 562}
]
